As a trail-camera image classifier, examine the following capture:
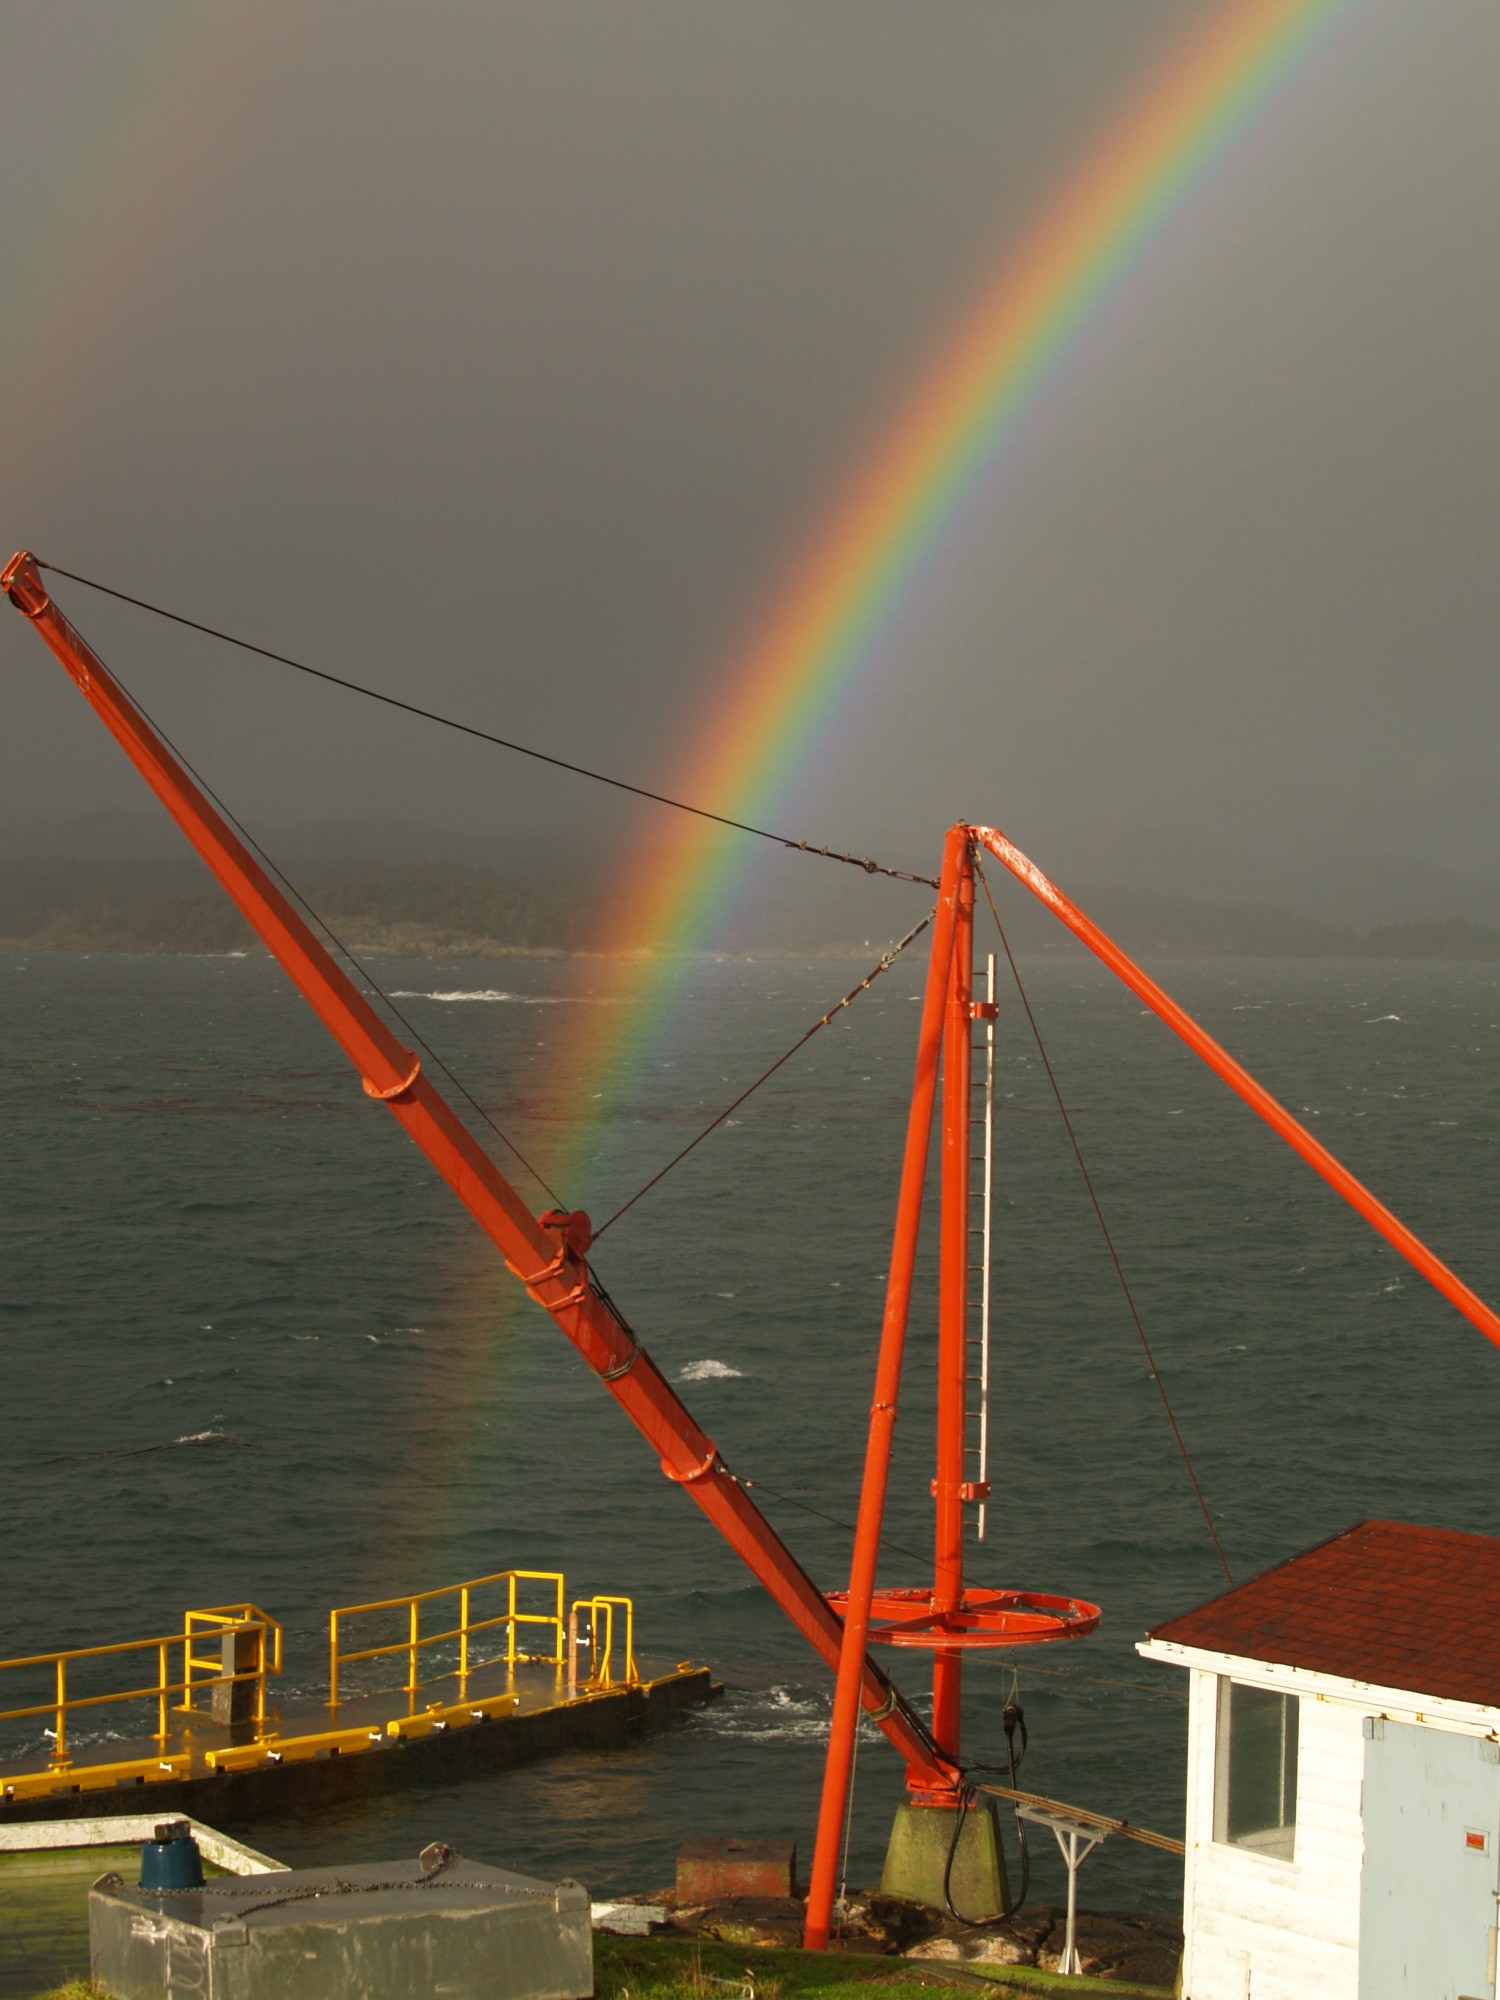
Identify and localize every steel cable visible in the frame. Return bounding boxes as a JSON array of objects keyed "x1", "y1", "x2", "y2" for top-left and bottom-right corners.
[
  {"x1": 592, "y1": 913, "x2": 933, "y2": 1237},
  {"x1": 973, "y1": 858, "x2": 1233, "y2": 1587},
  {"x1": 35, "y1": 562, "x2": 938, "y2": 889},
  {"x1": 98, "y1": 659, "x2": 565, "y2": 1209}
]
